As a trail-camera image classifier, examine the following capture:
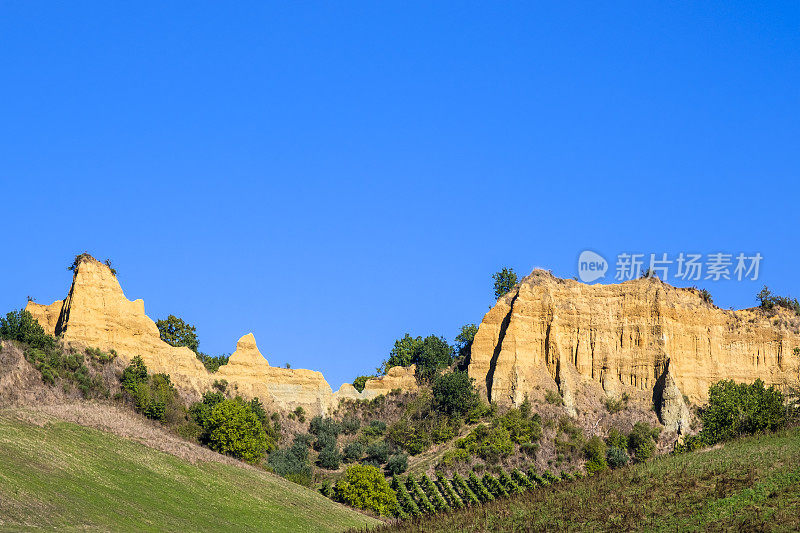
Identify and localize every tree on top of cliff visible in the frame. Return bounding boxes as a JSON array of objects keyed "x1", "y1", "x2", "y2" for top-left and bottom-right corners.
[
  {"x1": 379, "y1": 334, "x2": 454, "y2": 381},
  {"x1": 156, "y1": 314, "x2": 199, "y2": 353},
  {"x1": 67, "y1": 253, "x2": 116, "y2": 276},
  {"x1": 492, "y1": 268, "x2": 518, "y2": 299}
]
